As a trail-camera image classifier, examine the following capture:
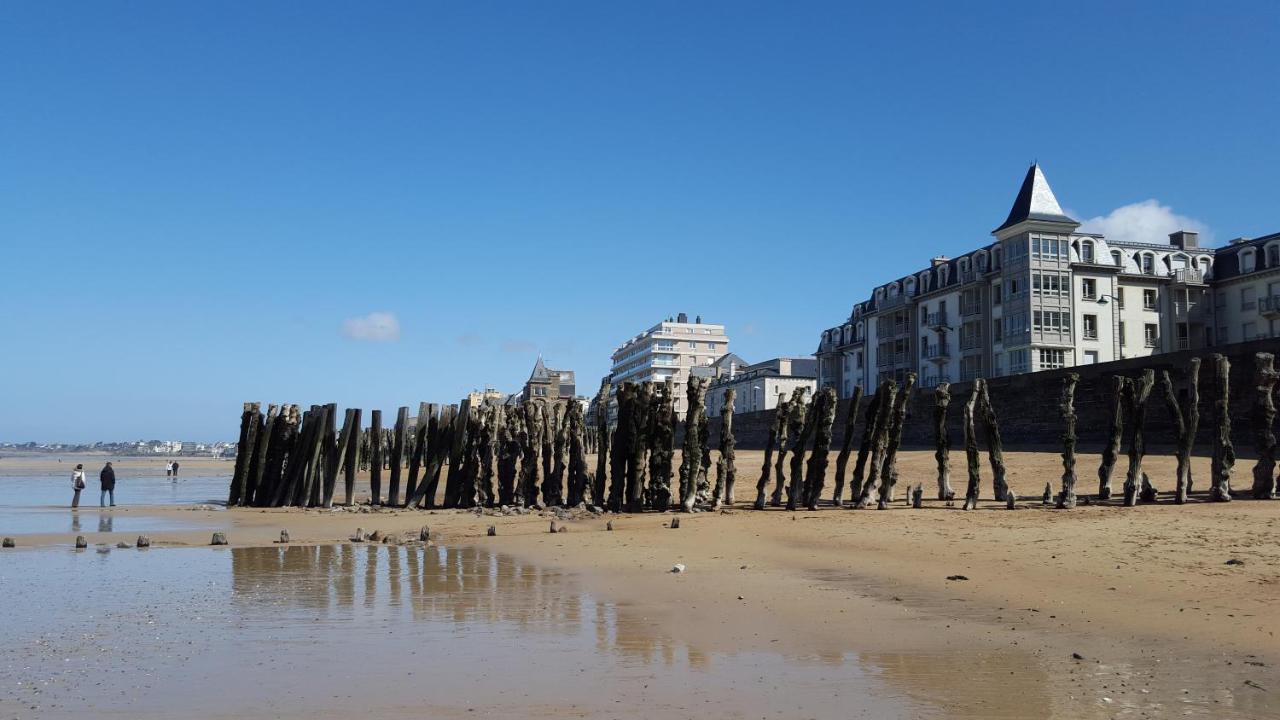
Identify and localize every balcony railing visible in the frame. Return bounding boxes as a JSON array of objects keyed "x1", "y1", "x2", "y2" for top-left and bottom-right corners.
[
  {"x1": 877, "y1": 351, "x2": 908, "y2": 367},
  {"x1": 1260, "y1": 295, "x2": 1280, "y2": 317},
  {"x1": 879, "y1": 293, "x2": 907, "y2": 309},
  {"x1": 1144, "y1": 336, "x2": 1159, "y2": 348},
  {"x1": 923, "y1": 345, "x2": 950, "y2": 362},
  {"x1": 1177, "y1": 337, "x2": 1190, "y2": 350},
  {"x1": 961, "y1": 303, "x2": 981, "y2": 317},
  {"x1": 925, "y1": 311, "x2": 948, "y2": 328},
  {"x1": 1170, "y1": 268, "x2": 1205, "y2": 285},
  {"x1": 959, "y1": 334, "x2": 983, "y2": 351}
]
